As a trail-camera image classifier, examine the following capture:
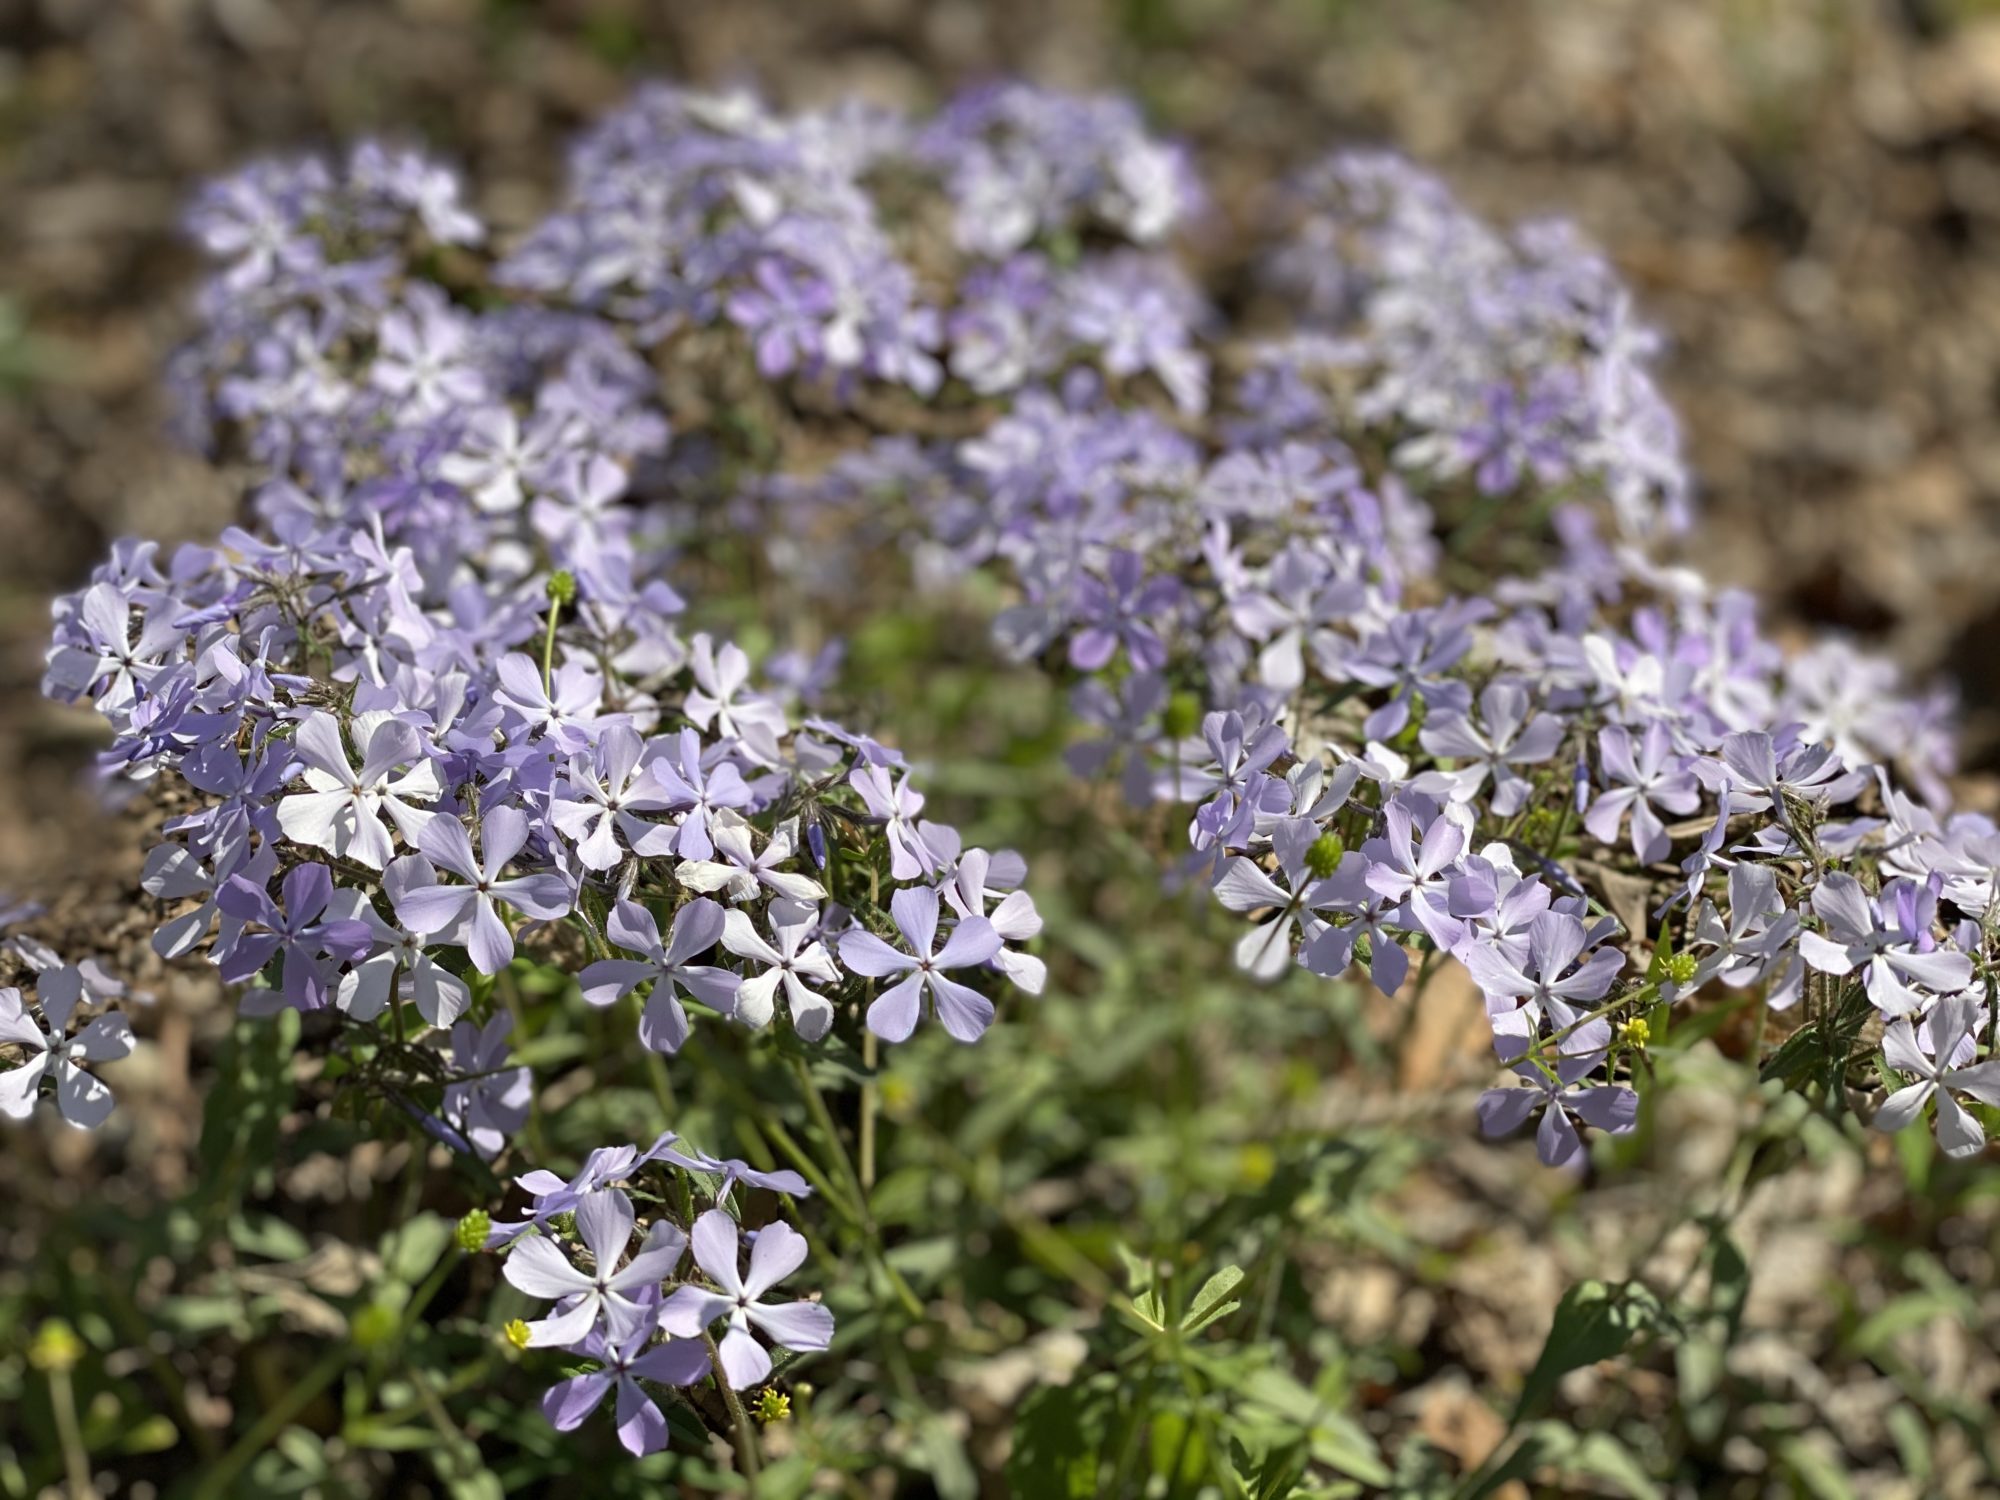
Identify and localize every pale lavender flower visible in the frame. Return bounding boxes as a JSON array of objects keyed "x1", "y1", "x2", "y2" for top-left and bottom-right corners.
[
  {"x1": 1873, "y1": 993, "x2": 2000, "y2": 1157},
  {"x1": 839, "y1": 885, "x2": 1001, "y2": 1043},
  {"x1": 396, "y1": 807, "x2": 574, "y2": 975},
  {"x1": 540, "y1": 1307, "x2": 709, "y2": 1457},
  {"x1": 577, "y1": 898, "x2": 739, "y2": 1054},
  {"x1": 502, "y1": 1187, "x2": 688, "y2": 1347},
  {"x1": 661, "y1": 1211, "x2": 835, "y2": 1389}
]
